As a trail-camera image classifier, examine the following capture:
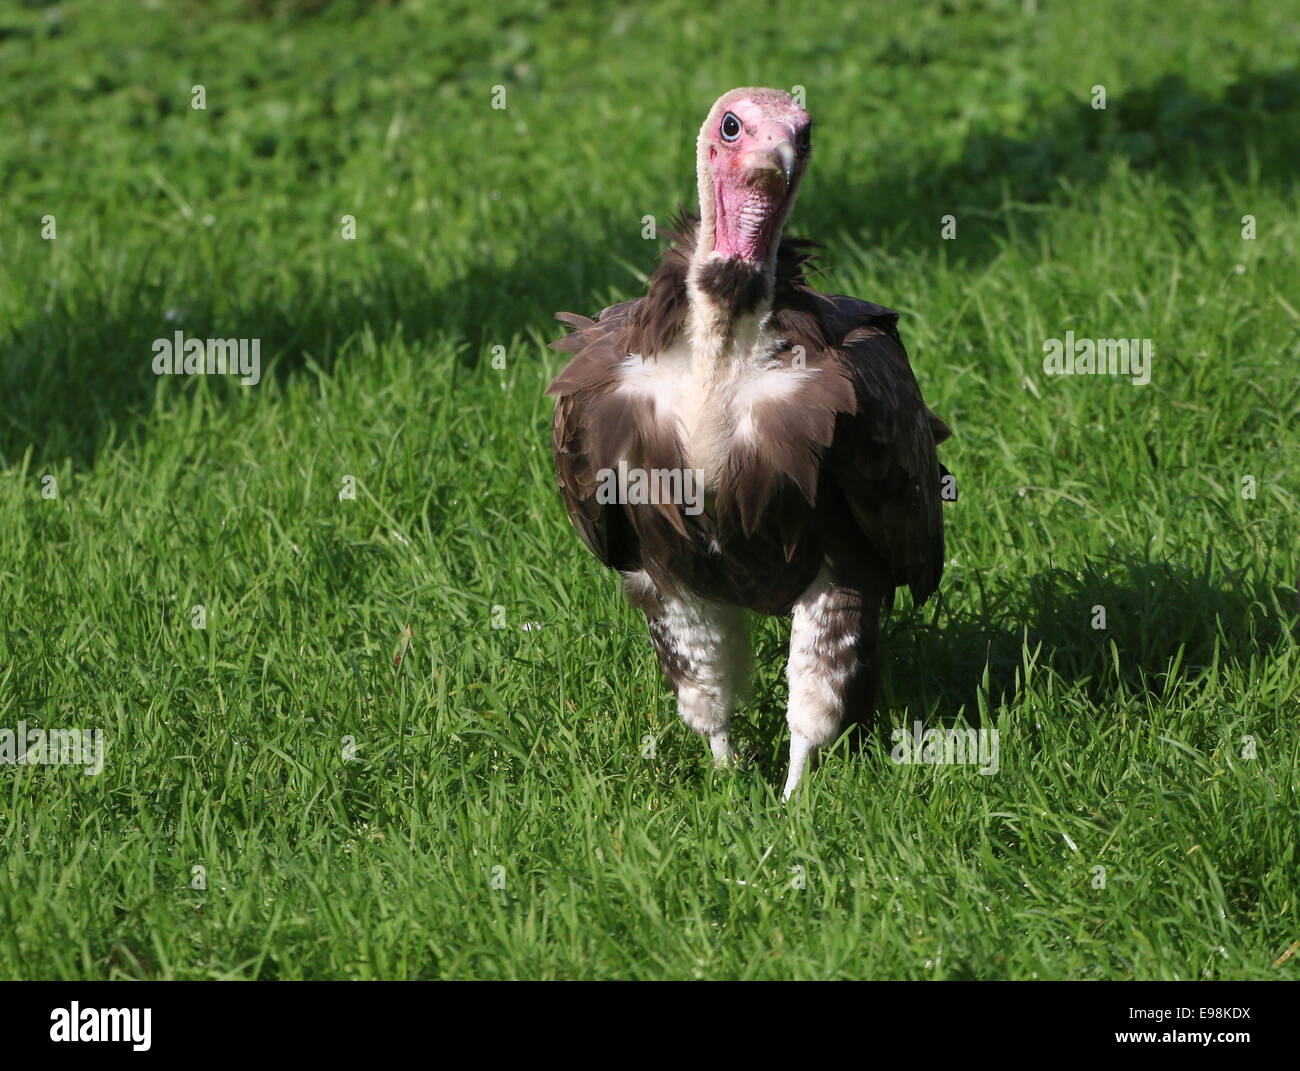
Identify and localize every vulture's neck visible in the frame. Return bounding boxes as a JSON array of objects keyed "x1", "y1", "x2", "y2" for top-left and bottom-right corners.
[
  {"x1": 684, "y1": 204, "x2": 781, "y2": 372},
  {"x1": 681, "y1": 149, "x2": 798, "y2": 373}
]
